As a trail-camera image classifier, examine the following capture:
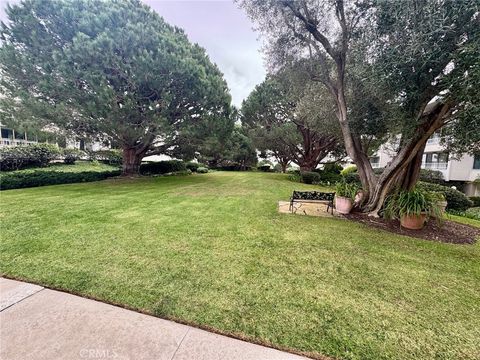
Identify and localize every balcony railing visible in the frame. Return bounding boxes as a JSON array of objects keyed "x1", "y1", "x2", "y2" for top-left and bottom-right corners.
[
  {"x1": 370, "y1": 162, "x2": 381, "y2": 168},
  {"x1": 0, "y1": 138, "x2": 38, "y2": 147},
  {"x1": 422, "y1": 162, "x2": 448, "y2": 170}
]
